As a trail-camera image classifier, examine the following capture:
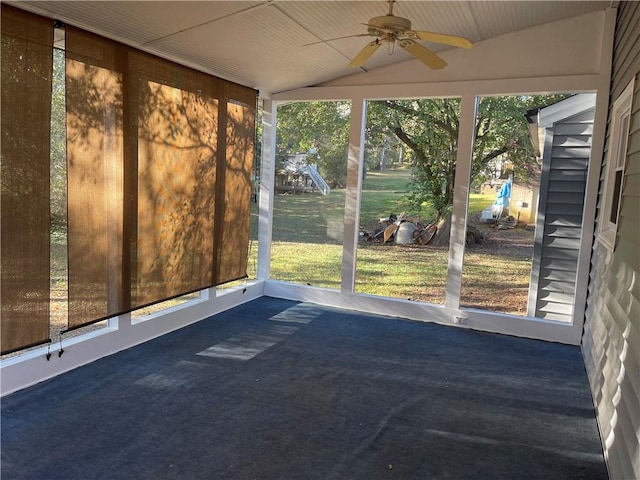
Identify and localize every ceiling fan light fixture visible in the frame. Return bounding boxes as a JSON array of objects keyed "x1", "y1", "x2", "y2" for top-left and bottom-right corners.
[
  {"x1": 312, "y1": 0, "x2": 473, "y2": 70},
  {"x1": 388, "y1": 40, "x2": 395, "y2": 55}
]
